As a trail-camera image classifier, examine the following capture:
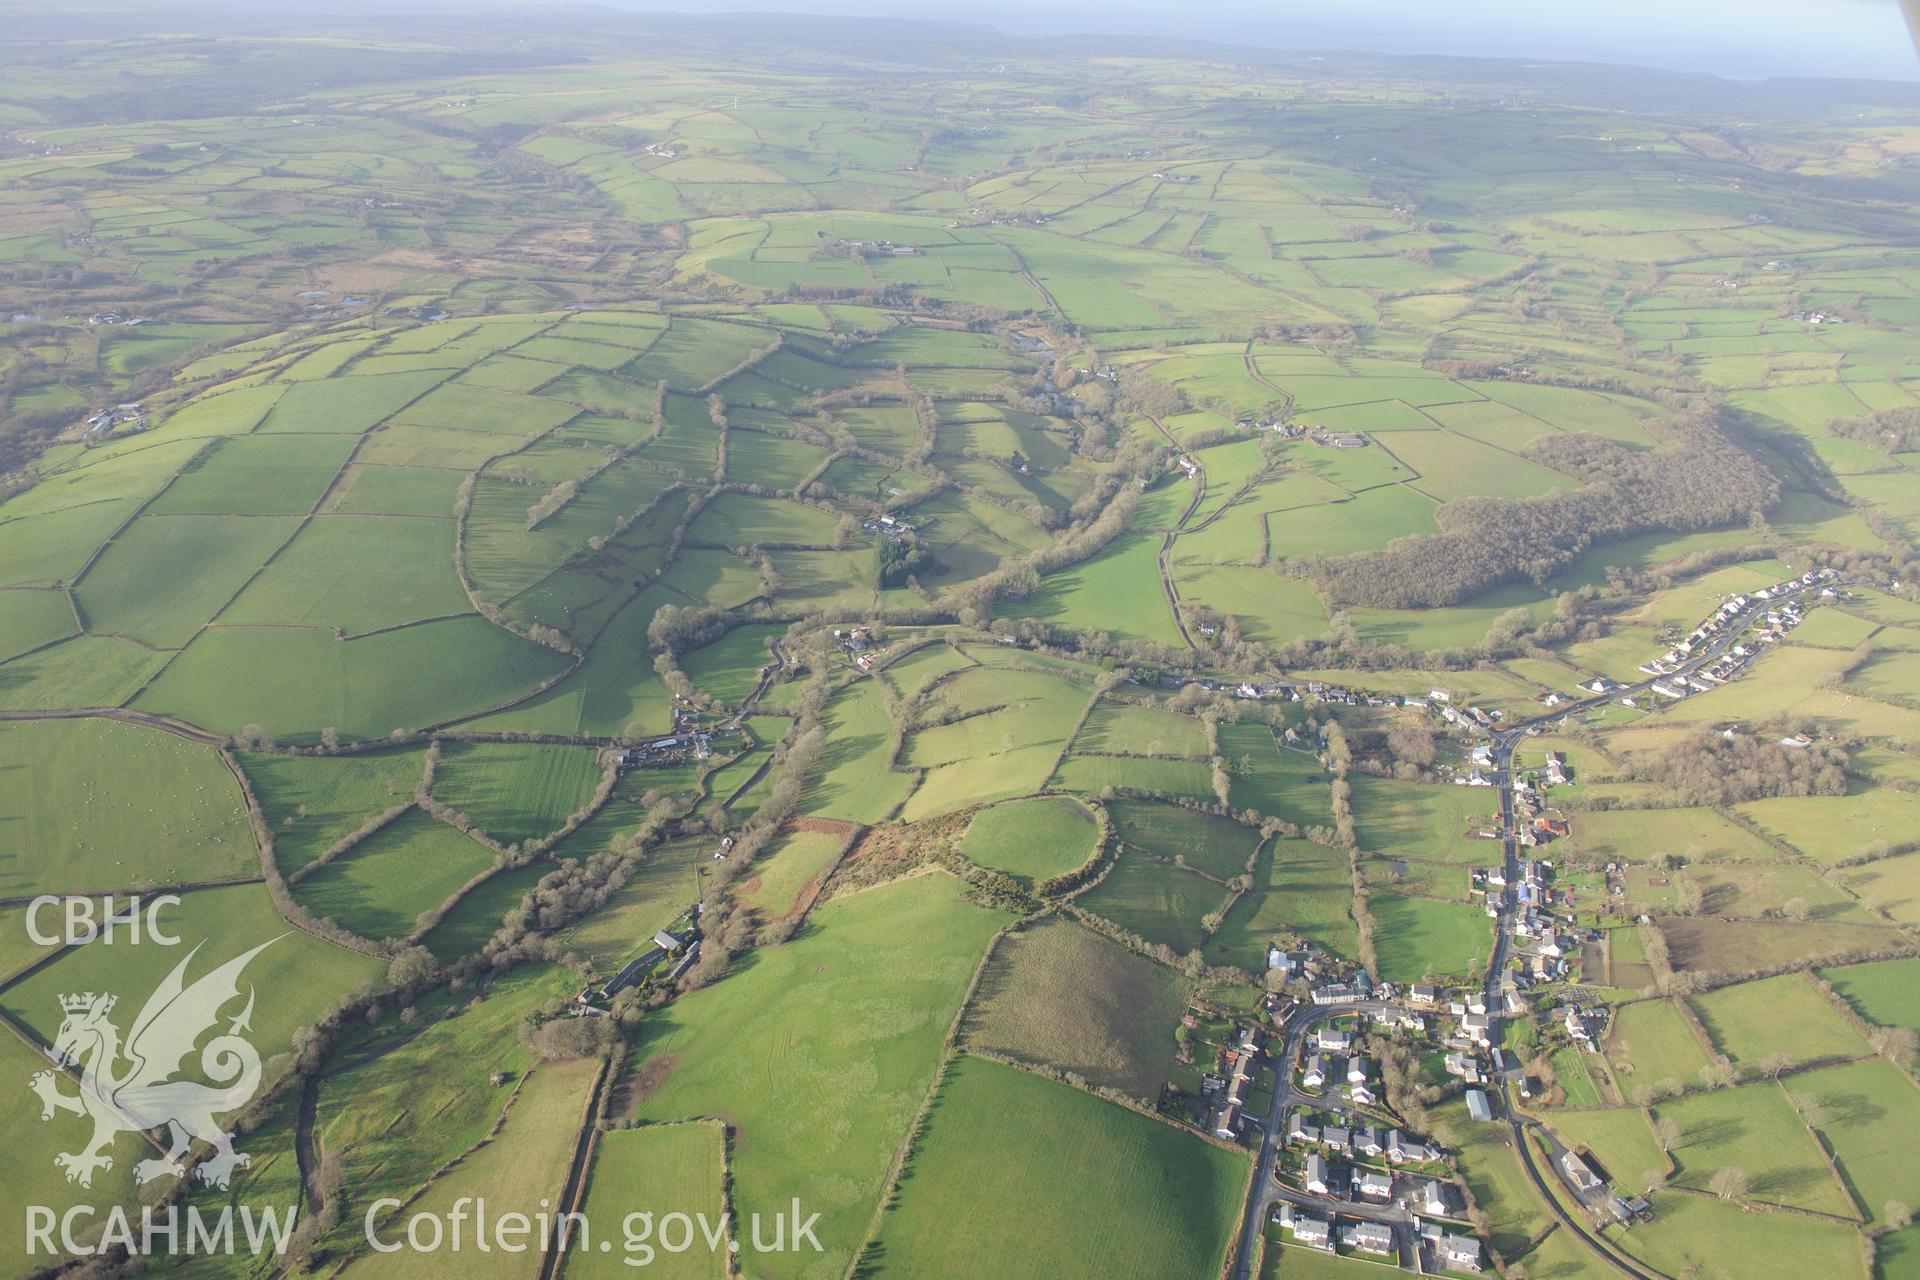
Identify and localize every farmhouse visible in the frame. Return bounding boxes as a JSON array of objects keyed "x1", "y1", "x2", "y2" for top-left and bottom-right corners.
[
  {"x1": 1309, "y1": 429, "x2": 1368, "y2": 448},
  {"x1": 1561, "y1": 1150, "x2": 1603, "y2": 1193}
]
